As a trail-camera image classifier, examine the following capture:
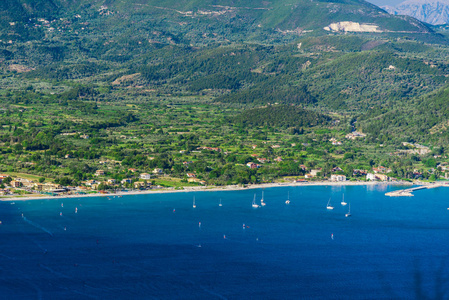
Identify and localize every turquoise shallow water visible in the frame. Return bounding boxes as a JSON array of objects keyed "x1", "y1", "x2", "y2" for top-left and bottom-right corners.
[{"x1": 1, "y1": 184, "x2": 449, "y2": 299}]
